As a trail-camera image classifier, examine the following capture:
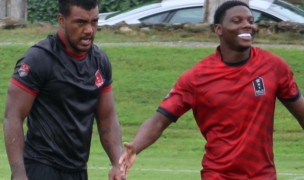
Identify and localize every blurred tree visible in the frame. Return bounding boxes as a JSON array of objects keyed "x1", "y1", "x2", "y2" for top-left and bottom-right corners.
[
  {"x1": 0, "y1": 0, "x2": 6, "y2": 18},
  {"x1": 99, "y1": 0, "x2": 161, "y2": 13},
  {"x1": 287, "y1": 0, "x2": 301, "y2": 4},
  {"x1": 0, "y1": 0, "x2": 27, "y2": 21},
  {"x1": 0, "y1": 0, "x2": 161, "y2": 23},
  {"x1": 27, "y1": 0, "x2": 58, "y2": 24}
]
